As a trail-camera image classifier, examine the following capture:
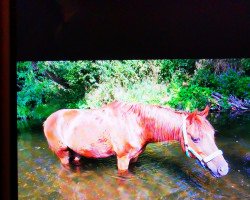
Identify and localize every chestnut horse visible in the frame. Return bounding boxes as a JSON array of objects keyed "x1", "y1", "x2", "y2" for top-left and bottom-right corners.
[{"x1": 44, "y1": 101, "x2": 229, "y2": 177}]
